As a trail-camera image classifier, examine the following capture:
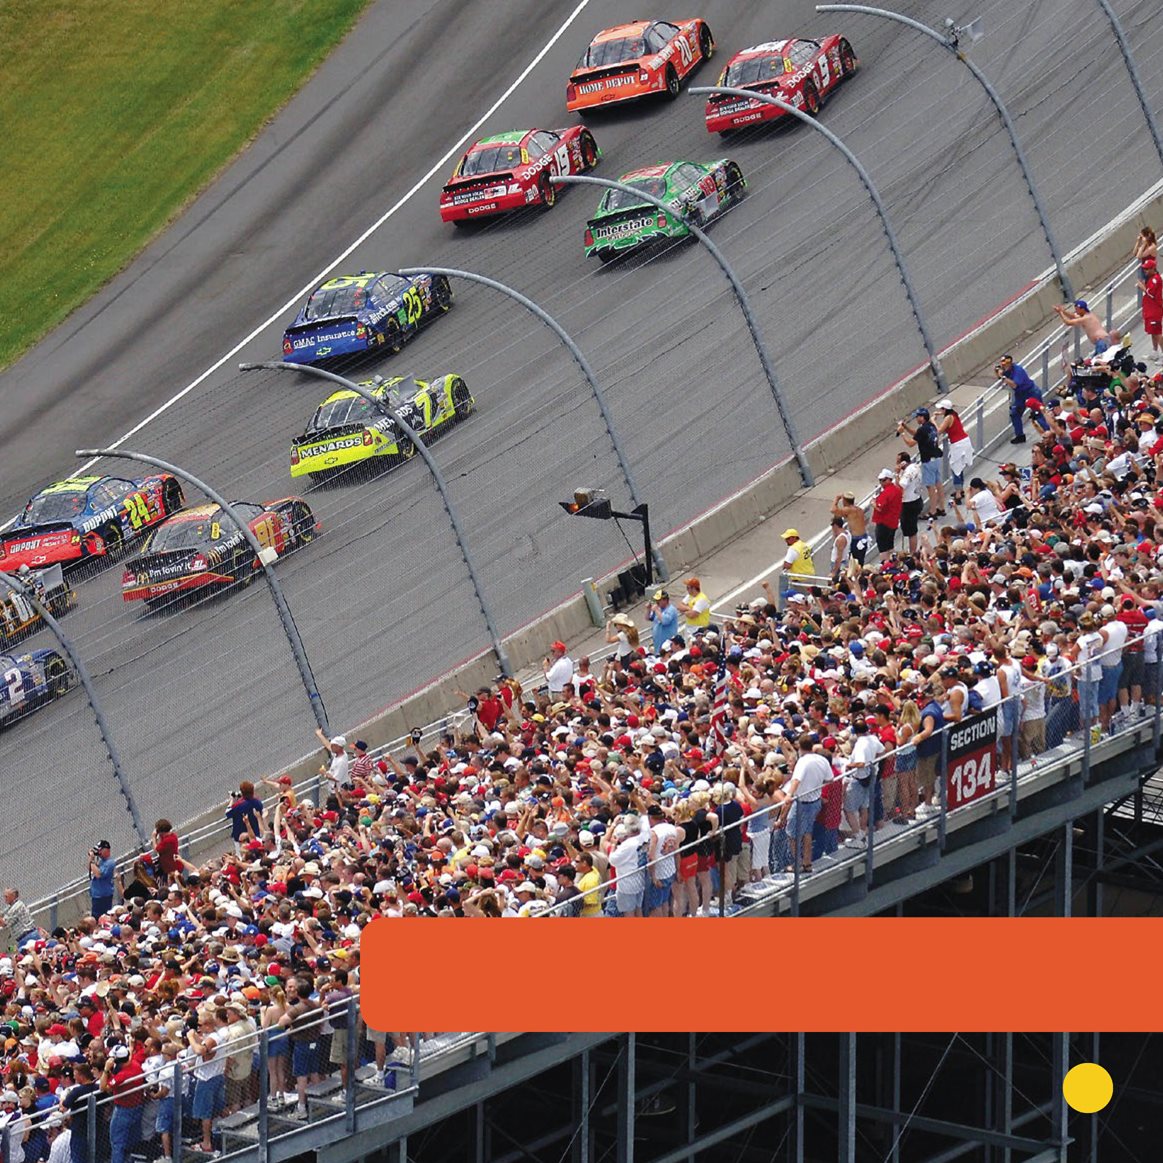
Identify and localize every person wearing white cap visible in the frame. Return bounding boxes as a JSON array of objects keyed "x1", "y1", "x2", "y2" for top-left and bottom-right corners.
[
  {"x1": 315, "y1": 727, "x2": 350, "y2": 786},
  {"x1": 871, "y1": 469, "x2": 902, "y2": 556},
  {"x1": 935, "y1": 399, "x2": 974, "y2": 506},
  {"x1": 0, "y1": 1089, "x2": 28, "y2": 1163}
]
